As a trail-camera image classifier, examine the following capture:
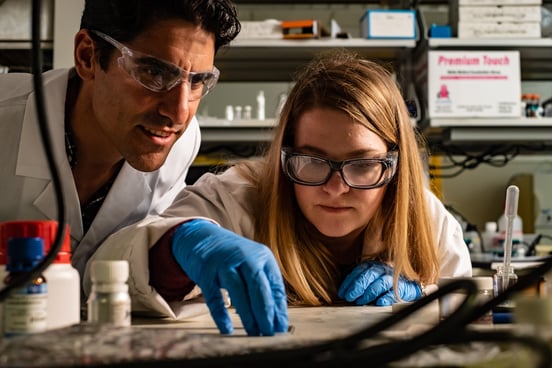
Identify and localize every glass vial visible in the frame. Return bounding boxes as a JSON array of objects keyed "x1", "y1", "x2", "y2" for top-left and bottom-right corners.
[
  {"x1": 493, "y1": 265, "x2": 518, "y2": 308},
  {"x1": 243, "y1": 105, "x2": 252, "y2": 120},
  {"x1": 234, "y1": 105, "x2": 242, "y2": 121},
  {"x1": 87, "y1": 260, "x2": 131, "y2": 327},
  {"x1": 3, "y1": 237, "x2": 48, "y2": 337},
  {"x1": 473, "y1": 277, "x2": 494, "y2": 324}
]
